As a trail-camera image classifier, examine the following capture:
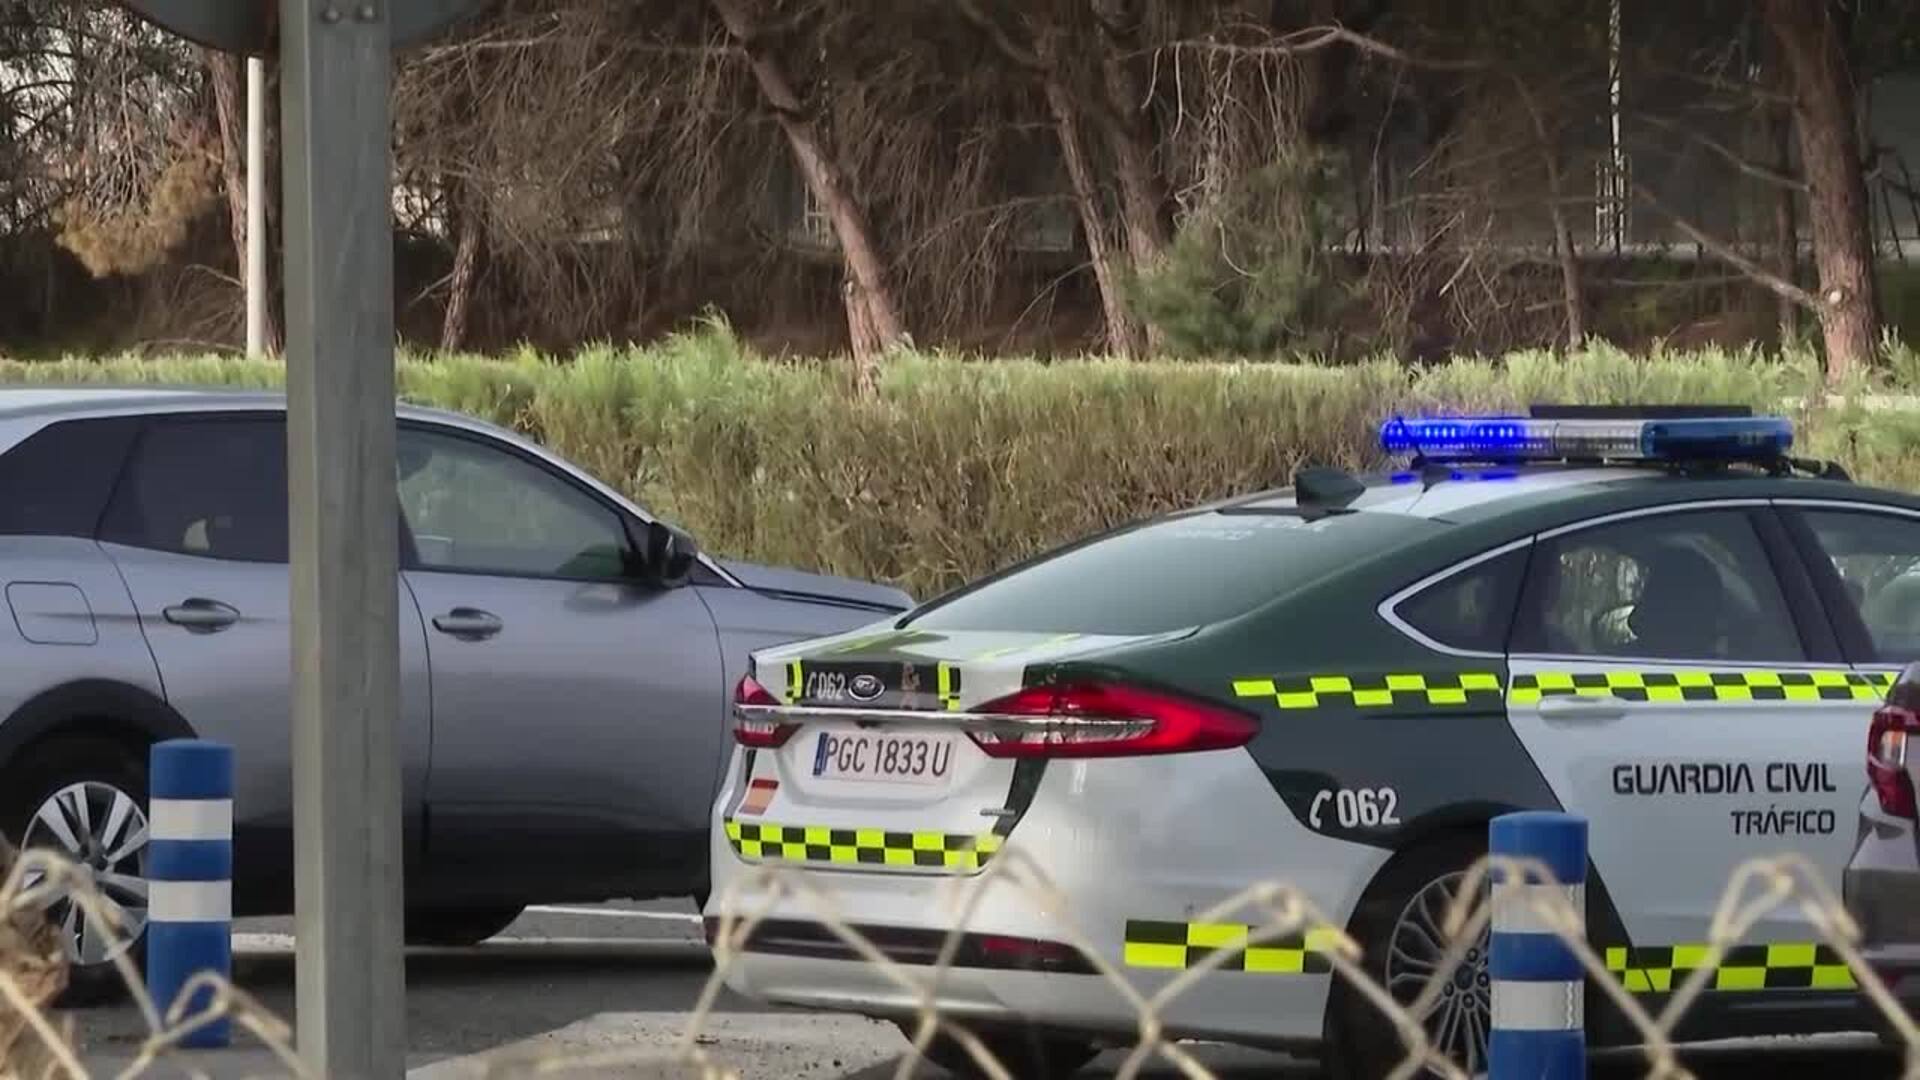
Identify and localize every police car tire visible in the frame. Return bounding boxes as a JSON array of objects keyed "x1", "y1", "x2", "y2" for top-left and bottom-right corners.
[
  {"x1": 895, "y1": 1021, "x2": 1099, "y2": 1078},
  {"x1": 1324, "y1": 831, "x2": 1492, "y2": 1080}
]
